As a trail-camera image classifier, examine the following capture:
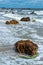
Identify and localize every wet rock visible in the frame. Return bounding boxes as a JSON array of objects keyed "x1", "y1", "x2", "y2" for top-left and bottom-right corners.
[
  {"x1": 20, "y1": 17, "x2": 30, "y2": 21},
  {"x1": 12, "y1": 11, "x2": 14, "y2": 14},
  {"x1": 32, "y1": 19, "x2": 36, "y2": 22},
  {"x1": 30, "y1": 11, "x2": 37, "y2": 15},
  {"x1": 14, "y1": 40, "x2": 38, "y2": 56},
  {"x1": 5, "y1": 20, "x2": 19, "y2": 24}
]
